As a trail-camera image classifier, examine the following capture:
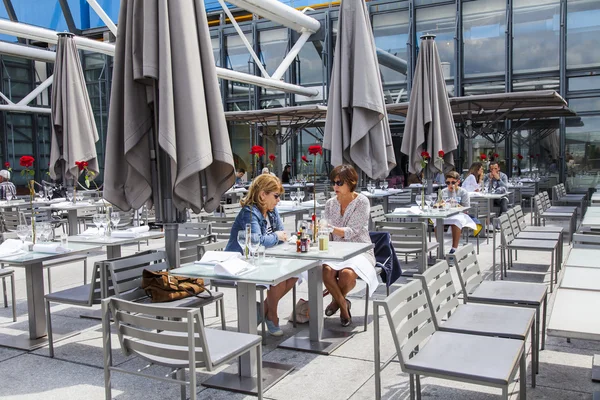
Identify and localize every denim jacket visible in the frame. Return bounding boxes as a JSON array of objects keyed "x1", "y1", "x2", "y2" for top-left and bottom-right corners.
[{"x1": 224, "y1": 205, "x2": 284, "y2": 254}]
